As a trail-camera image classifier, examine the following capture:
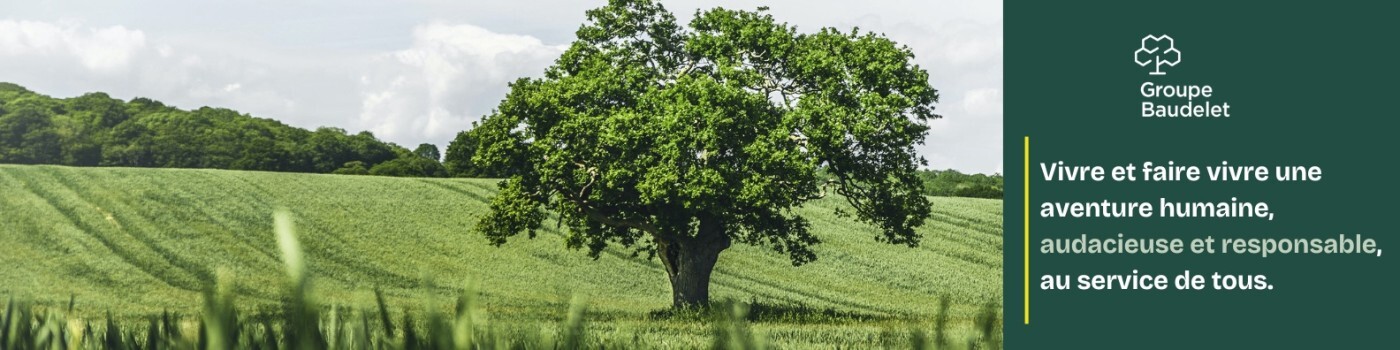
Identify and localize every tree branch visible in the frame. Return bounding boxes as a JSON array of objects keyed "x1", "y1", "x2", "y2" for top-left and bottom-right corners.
[{"x1": 581, "y1": 206, "x2": 672, "y2": 240}]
